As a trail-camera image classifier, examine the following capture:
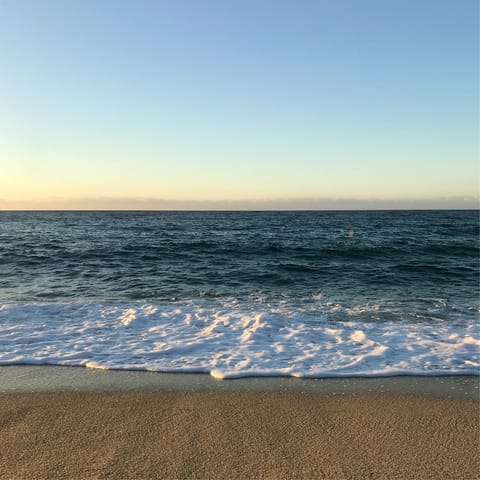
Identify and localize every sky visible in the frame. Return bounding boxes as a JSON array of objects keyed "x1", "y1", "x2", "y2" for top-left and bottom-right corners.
[{"x1": 0, "y1": 0, "x2": 478, "y2": 210}]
